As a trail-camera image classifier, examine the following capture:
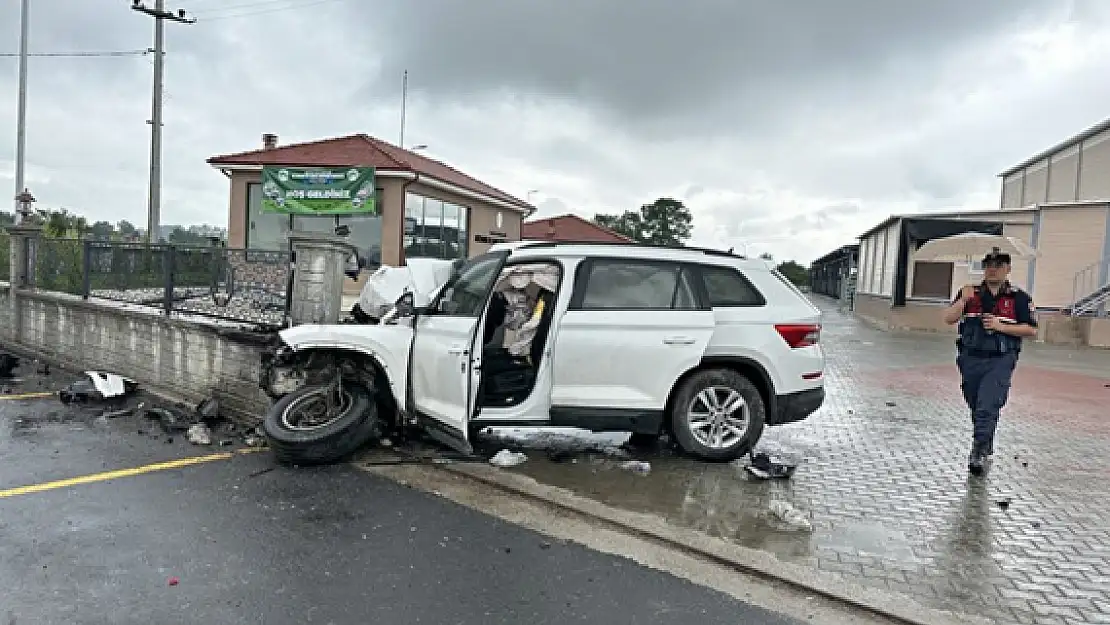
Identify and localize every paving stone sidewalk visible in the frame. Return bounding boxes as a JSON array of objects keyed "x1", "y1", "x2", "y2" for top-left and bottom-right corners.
[{"x1": 503, "y1": 297, "x2": 1110, "y2": 625}]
